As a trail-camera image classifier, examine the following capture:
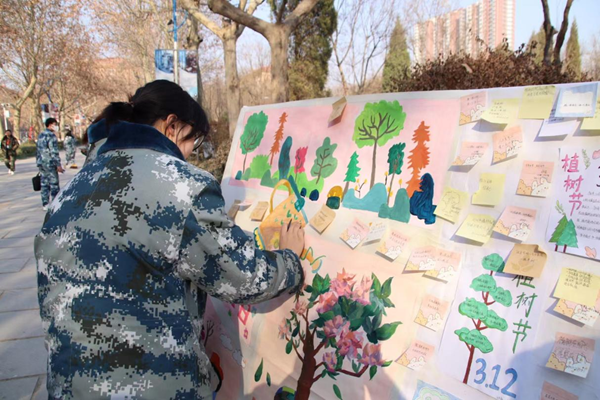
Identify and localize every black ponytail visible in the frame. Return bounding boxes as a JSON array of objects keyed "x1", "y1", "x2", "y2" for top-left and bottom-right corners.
[{"x1": 93, "y1": 80, "x2": 209, "y2": 141}]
